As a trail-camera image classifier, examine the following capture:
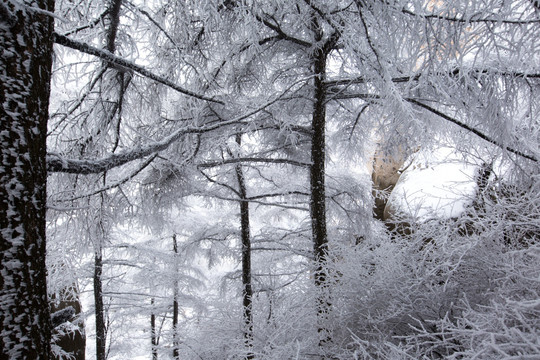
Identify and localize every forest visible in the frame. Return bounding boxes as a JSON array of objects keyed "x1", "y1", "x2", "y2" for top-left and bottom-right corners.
[{"x1": 1, "y1": 0, "x2": 539, "y2": 359}]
